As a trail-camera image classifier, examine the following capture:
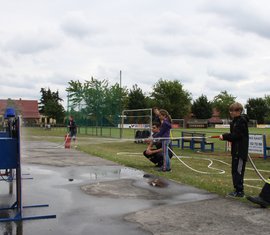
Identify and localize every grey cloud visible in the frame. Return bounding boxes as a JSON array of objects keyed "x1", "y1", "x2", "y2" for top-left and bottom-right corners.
[
  {"x1": 144, "y1": 41, "x2": 179, "y2": 56},
  {"x1": 223, "y1": 44, "x2": 249, "y2": 57},
  {"x1": 4, "y1": 33, "x2": 60, "y2": 55},
  {"x1": 47, "y1": 73, "x2": 75, "y2": 86},
  {"x1": 60, "y1": 12, "x2": 101, "y2": 39},
  {"x1": 18, "y1": 73, "x2": 72, "y2": 87},
  {"x1": 227, "y1": 80, "x2": 270, "y2": 101},
  {"x1": 204, "y1": 72, "x2": 270, "y2": 102},
  {"x1": 0, "y1": 74, "x2": 36, "y2": 89},
  {"x1": 248, "y1": 79, "x2": 270, "y2": 93},
  {"x1": 0, "y1": 56, "x2": 12, "y2": 68},
  {"x1": 162, "y1": 74, "x2": 193, "y2": 85},
  {"x1": 202, "y1": 2, "x2": 270, "y2": 39},
  {"x1": 0, "y1": 86, "x2": 40, "y2": 100},
  {"x1": 0, "y1": 72, "x2": 70, "y2": 100},
  {"x1": 142, "y1": 11, "x2": 216, "y2": 58},
  {"x1": 143, "y1": 39, "x2": 216, "y2": 58},
  {"x1": 152, "y1": 12, "x2": 191, "y2": 36},
  {"x1": 204, "y1": 78, "x2": 233, "y2": 93},
  {"x1": 207, "y1": 69, "x2": 247, "y2": 81},
  {"x1": 181, "y1": 43, "x2": 216, "y2": 58},
  {"x1": 0, "y1": 72, "x2": 69, "y2": 91}
]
